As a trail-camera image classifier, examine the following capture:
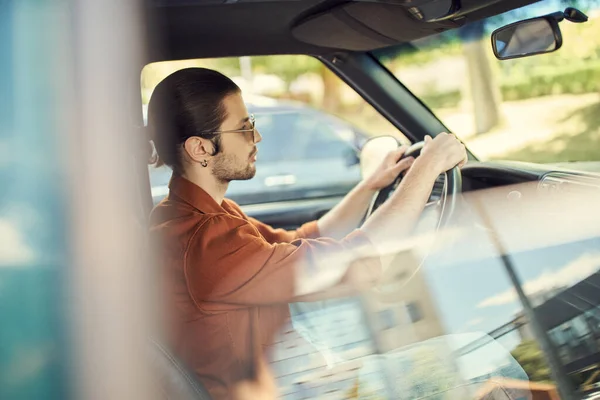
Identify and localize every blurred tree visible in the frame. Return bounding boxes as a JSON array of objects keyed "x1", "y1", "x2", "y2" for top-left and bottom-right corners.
[
  {"x1": 510, "y1": 340, "x2": 554, "y2": 383},
  {"x1": 252, "y1": 55, "x2": 342, "y2": 110},
  {"x1": 211, "y1": 57, "x2": 242, "y2": 77},
  {"x1": 250, "y1": 55, "x2": 321, "y2": 84},
  {"x1": 218, "y1": 55, "x2": 342, "y2": 110},
  {"x1": 460, "y1": 21, "x2": 501, "y2": 134},
  {"x1": 320, "y1": 64, "x2": 341, "y2": 112},
  {"x1": 140, "y1": 55, "x2": 345, "y2": 111},
  {"x1": 485, "y1": 0, "x2": 600, "y2": 27}
]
